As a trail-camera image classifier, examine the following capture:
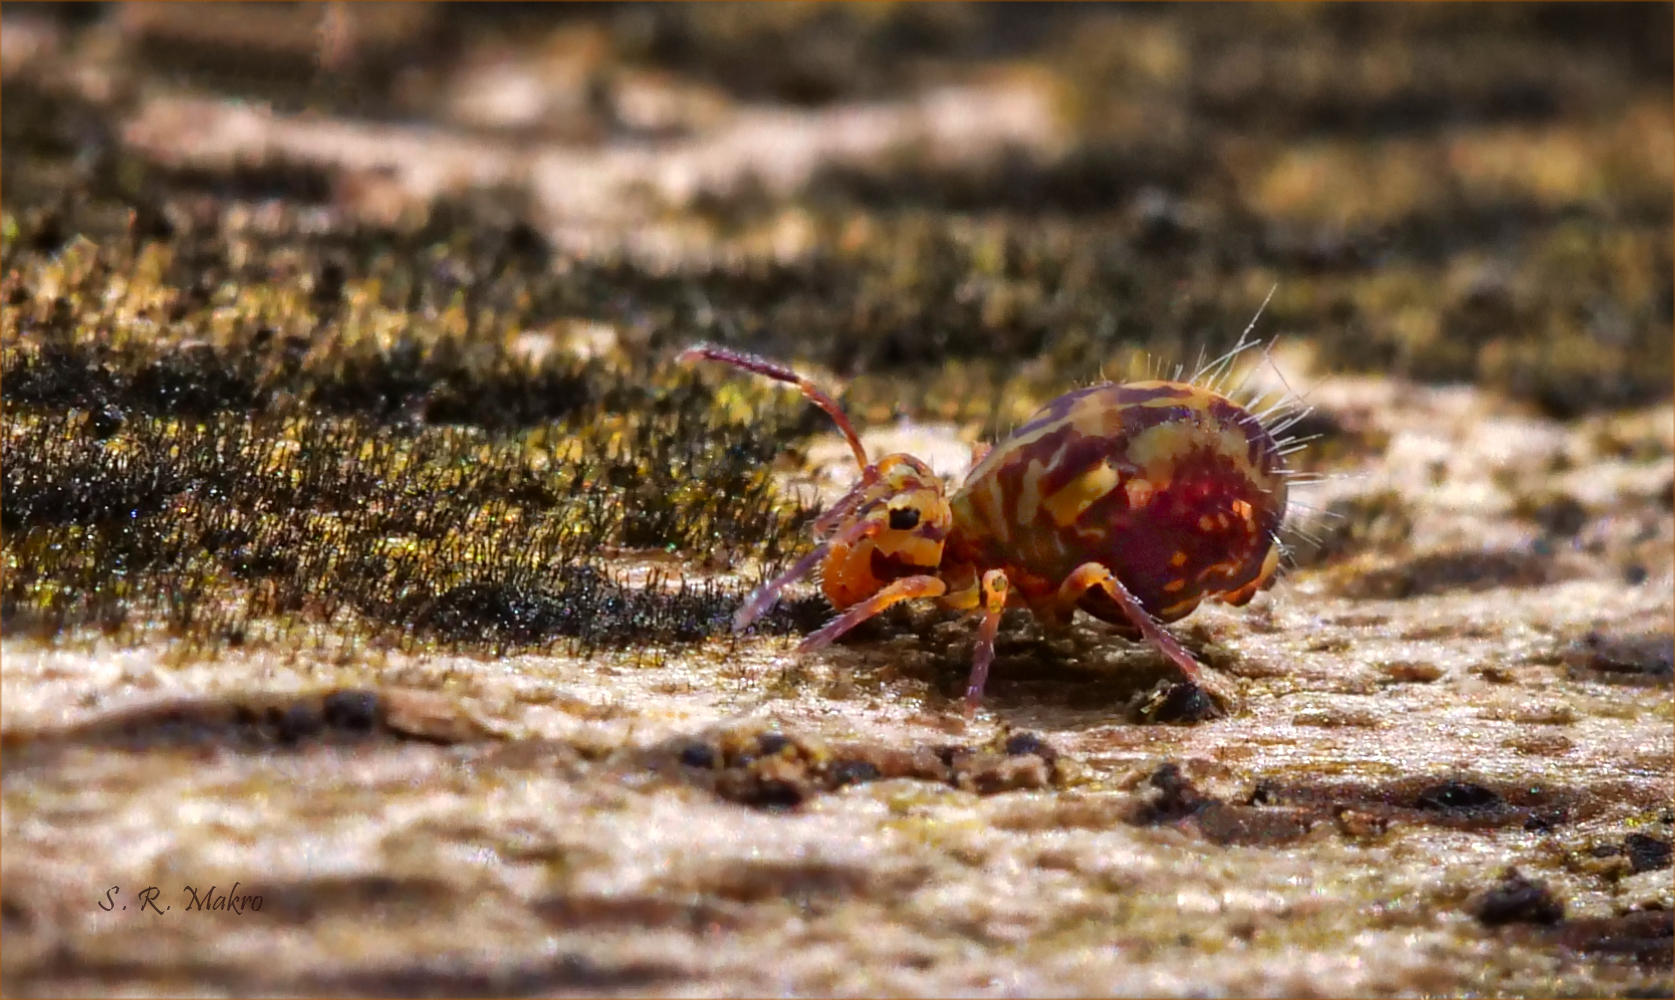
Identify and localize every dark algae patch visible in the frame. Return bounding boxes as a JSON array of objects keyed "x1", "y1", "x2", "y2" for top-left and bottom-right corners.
[
  {"x1": 1566, "y1": 629, "x2": 1675, "y2": 686},
  {"x1": 0, "y1": 231, "x2": 822, "y2": 653},
  {"x1": 649, "y1": 723, "x2": 1072, "y2": 809},
  {"x1": 1472, "y1": 868, "x2": 1566, "y2": 927},
  {"x1": 0, "y1": 687, "x2": 495, "y2": 767}
]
